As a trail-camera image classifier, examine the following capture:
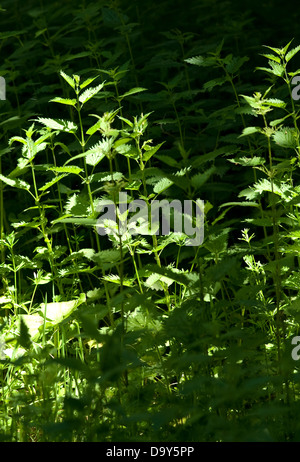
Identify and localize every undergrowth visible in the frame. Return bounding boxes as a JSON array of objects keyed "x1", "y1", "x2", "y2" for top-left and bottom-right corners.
[{"x1": 1, "y1": 0, "x2": 300, "y2": 443}]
